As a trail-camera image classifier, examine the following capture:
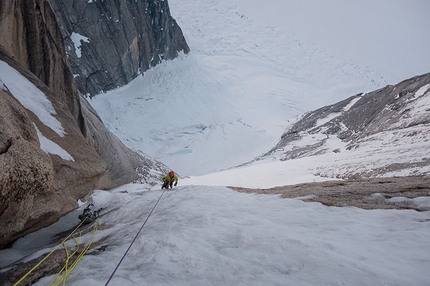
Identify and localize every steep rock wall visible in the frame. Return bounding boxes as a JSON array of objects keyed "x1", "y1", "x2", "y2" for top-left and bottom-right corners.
[{"x1": 49, "y1": 0, "x2": 190, "y2": 96}]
